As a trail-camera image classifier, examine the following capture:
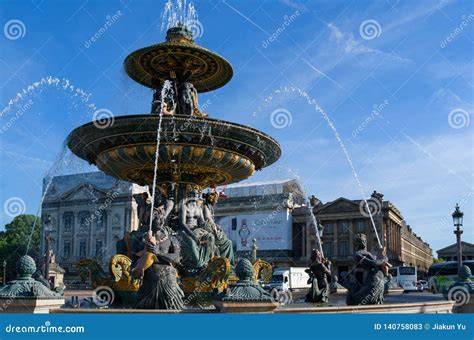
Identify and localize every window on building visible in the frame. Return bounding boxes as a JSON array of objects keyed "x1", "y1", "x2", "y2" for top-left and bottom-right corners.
[
  {"x1": 79, "y1": 211, "x2": 90, "y2": 229},
  {"x1": 323, "y1": 242, "x2": 332, "y2": 257},
  {"x1": 63, "y1": 212, "x2": 74, "y2": 230},
  {"x1": 339, "y1": 241, "x2": 348, "y2": 256},
  {"x1": 63, "y1": 241, "x2": 71, "y2": 258},
  {"x1": 355, "y1": 220, "x2": 365, "y2": 233},
  {"x1": 340, "y1": 221, "x2": 349, "y2": 233},
  {"x1": 231, "y1": 218, "x2": 237, "y2": 230},
  {"x1": 324, "y1": 223, "x2": 333, "y2": 234},
  {"x1": 79, "y1": 240, "x2": 87, "y2": 258},
  {"x1": 95, "y1": 240, "x2": 103, "y2": 257},
  {"x1": 96, "y1": 211, "x2": 107, "y2": 229}
]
